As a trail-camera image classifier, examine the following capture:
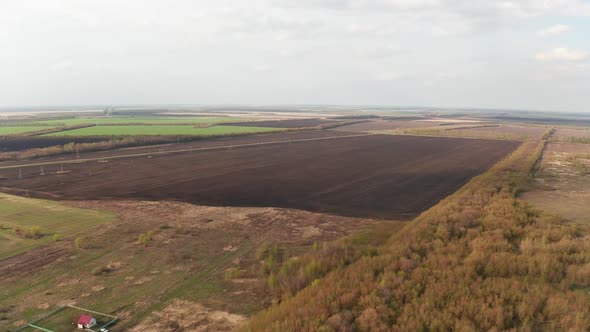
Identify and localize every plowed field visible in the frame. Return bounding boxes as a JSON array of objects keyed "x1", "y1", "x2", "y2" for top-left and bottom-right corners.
[{"x1": 0, "y1": 135, "x2": 519, "y2": 219}]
